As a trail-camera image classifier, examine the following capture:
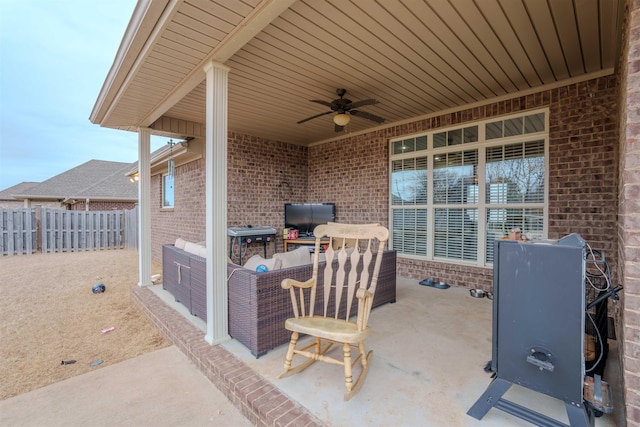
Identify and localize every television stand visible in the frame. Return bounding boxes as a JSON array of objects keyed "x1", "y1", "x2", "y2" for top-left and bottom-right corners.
[{"x1": 284, "y1": 237, "x2": 330, "y2": 252}]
